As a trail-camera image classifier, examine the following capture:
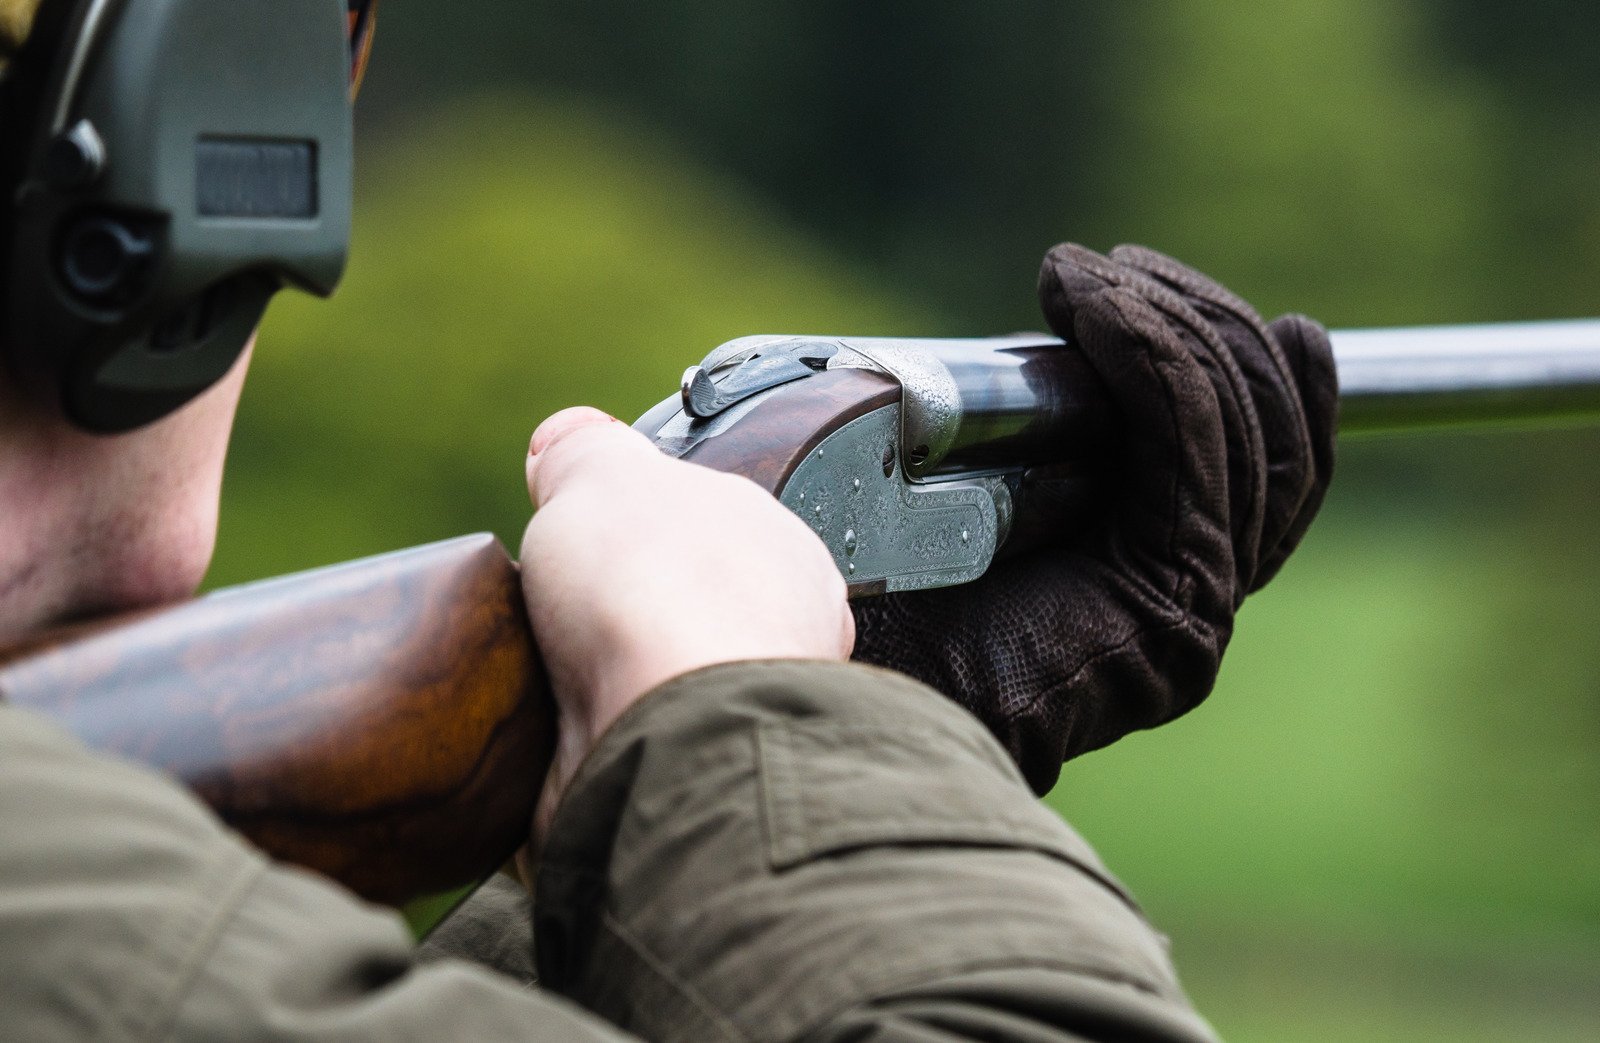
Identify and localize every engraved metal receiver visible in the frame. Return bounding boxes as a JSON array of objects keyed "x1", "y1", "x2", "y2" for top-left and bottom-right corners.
[
  {"x1": 635, "y1": 333, "x2": 1111, "y2": 597},
  {"x1": 636, "y1": 321, "x2": 1600, "y2": 597}
]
